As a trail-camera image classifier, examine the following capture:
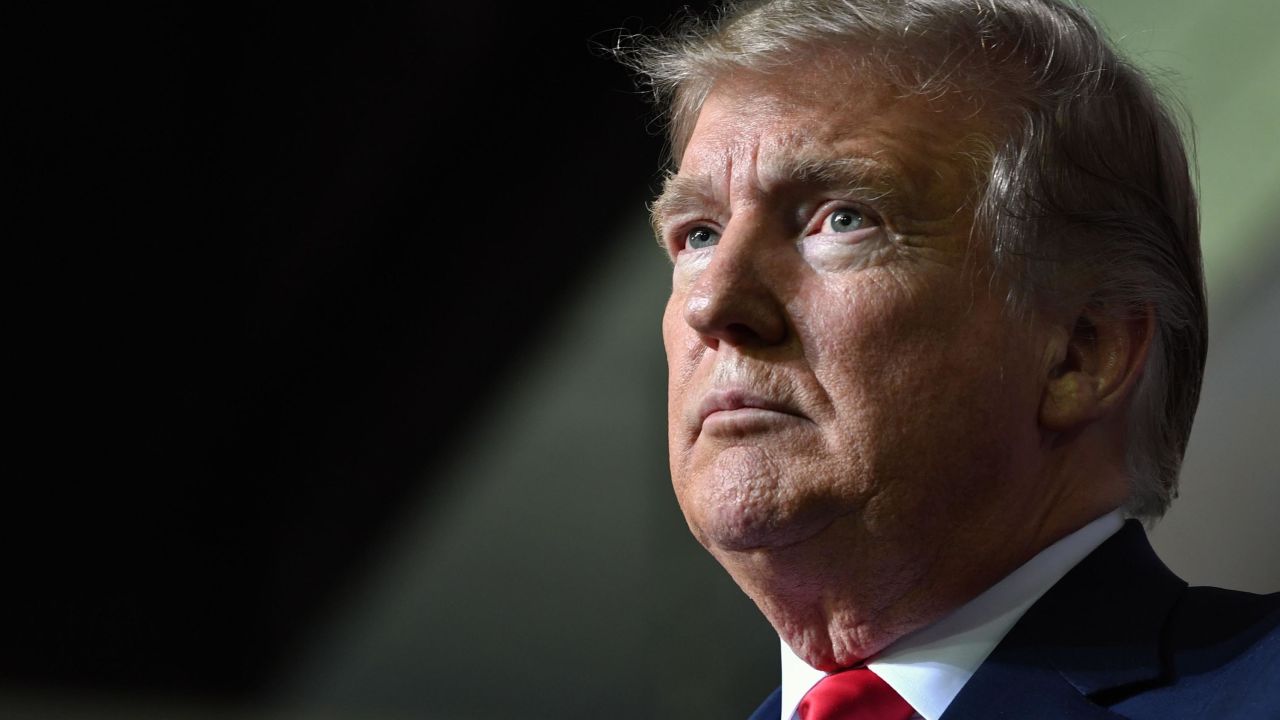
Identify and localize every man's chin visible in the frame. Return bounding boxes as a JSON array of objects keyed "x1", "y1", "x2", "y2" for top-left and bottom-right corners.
[{"x1": 694, "y1": 504, "x2": 837, "y2": 554}]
